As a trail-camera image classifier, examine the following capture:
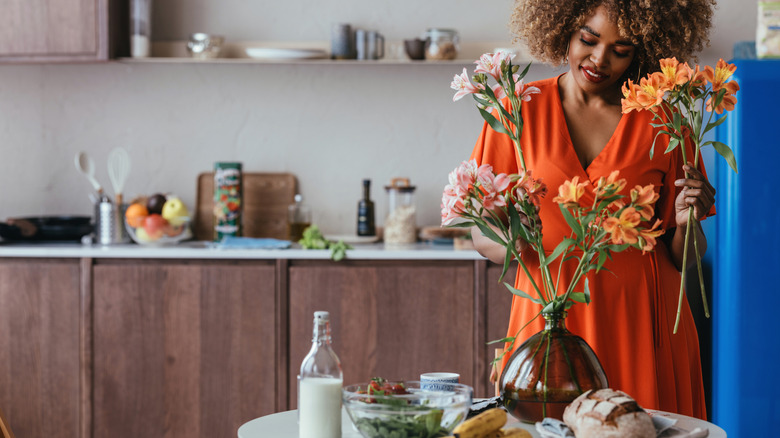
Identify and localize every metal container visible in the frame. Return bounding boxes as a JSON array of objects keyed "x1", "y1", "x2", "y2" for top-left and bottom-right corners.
[
  {"x1": 383, "y1": 177, "x2": 416, "y2": 245},
  {"x1": 213, "y1": 162, "x2": 243, "y2": 241},
  {"x1": 95, "y1": 195, "x2": 129, "y2": 245}
]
